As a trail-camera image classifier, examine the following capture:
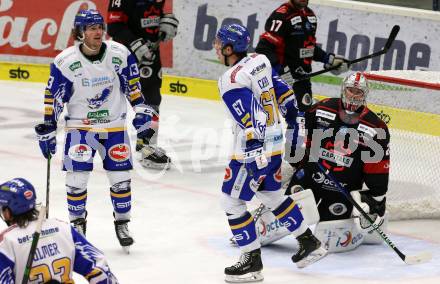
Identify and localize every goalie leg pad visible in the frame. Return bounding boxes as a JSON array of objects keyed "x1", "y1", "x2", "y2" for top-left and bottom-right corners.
[
  {"x1": 66, "y1": 171, "x2": 90, "y2": 220},
  {"x1": 253, "y1": 204, "x2": 290, "y2": 246},
  {"x1": 314, "y1": 219, "x2": 364, "y2": 253},
  {"x1": 290, "y1": 188, "x2": 320, "y2": 225}
]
